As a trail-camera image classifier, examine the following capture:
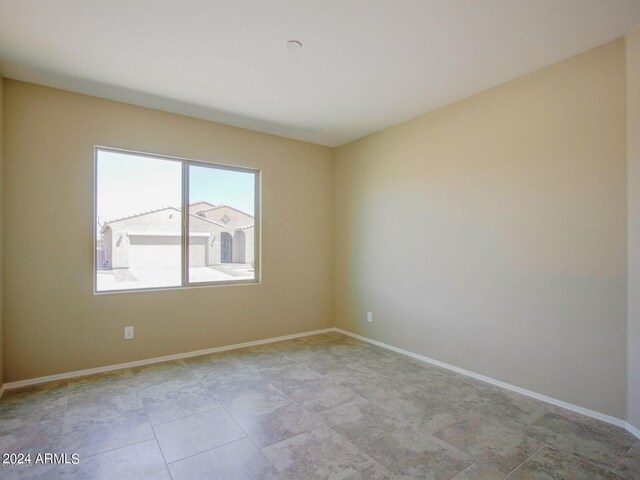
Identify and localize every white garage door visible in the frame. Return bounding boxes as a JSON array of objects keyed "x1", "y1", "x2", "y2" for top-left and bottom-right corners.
[
  {"x1": 189, "y1": 237, "x2": 207, "y2": 267},
  {"x1": 128, "y1": 235, "x2": 181, "y2": 269},
  {"x1": 128, "y1": 235, "x2": 208, "y2": 269}
]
